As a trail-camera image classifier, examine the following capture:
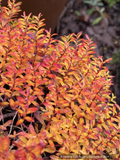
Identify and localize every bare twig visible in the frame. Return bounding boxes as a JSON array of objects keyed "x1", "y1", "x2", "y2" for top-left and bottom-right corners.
[
  {"x1": 8, "y1": 111, "x2": 18, "y2": 136},
  {"x1": 2, "y1": 111, "x2": 16, "y2": 119},
  {"x1": 57, "y1": 0, "x2": 75, "y2": 33}
]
